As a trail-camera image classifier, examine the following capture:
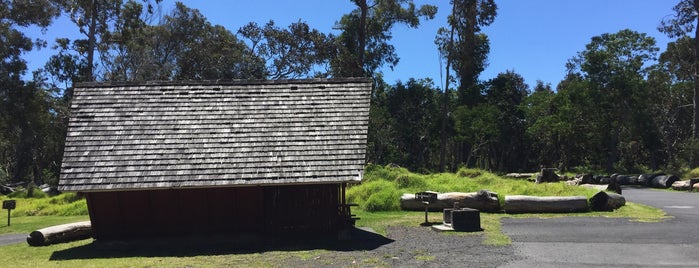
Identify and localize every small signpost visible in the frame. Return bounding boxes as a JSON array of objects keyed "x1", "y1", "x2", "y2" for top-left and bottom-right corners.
[
  {"x1": 415, "y1": 191, "x2": 438, "y2": 226},
  {"x1": 3, "y1": 200, "x2": 16, "y2": 226}
]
